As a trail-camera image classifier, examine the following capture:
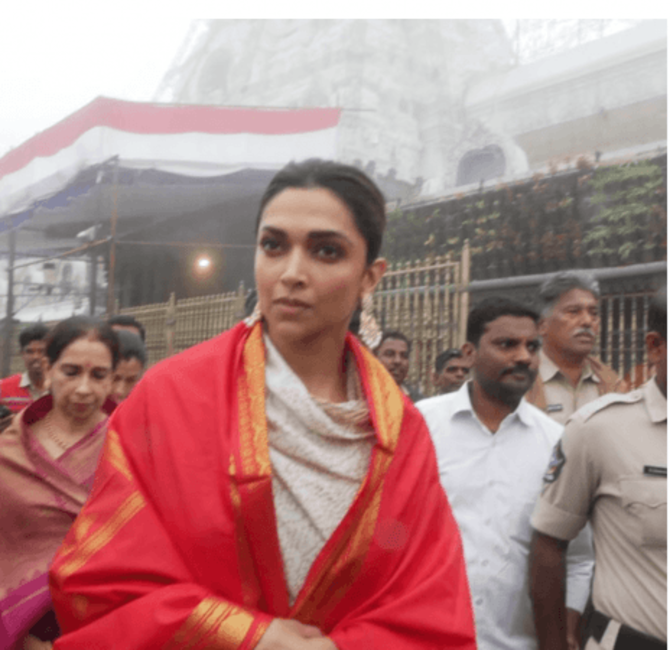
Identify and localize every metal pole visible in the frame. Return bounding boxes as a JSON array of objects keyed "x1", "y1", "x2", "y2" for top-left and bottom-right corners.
[
  {"x1": 88, "y1": 245, "x2": 98, "y2": 316},
  {"x1": 458, "y1": 239, "x2": 470, "y2": 347},
  {"x1": 2, "y1": 228, "x2": 16, "y2": 377},
  {"x1": 106, "y1": 160, "x2": 119, "y2": 315},
  {"x1": 89, "y1": 165, "x2": 108, "y2": 316}
]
